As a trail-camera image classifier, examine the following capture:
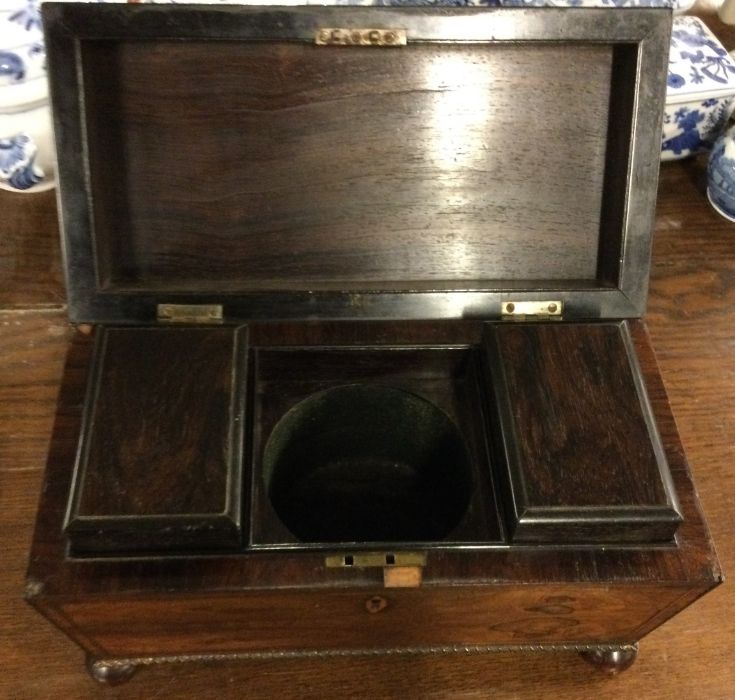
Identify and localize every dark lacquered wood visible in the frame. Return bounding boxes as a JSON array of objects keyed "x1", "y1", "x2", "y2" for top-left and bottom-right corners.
[
  {"x1": 596, "y1": 46, "x2": 637, "y2": 289},
  {"x1": 82, "y1": 40, "x2": 610, "y2": 290},
  {"x1": 64, "y1": 326, "x2": 247, "y2": 554},
  {"x1": 17, "y1": 1, "x2": 721, "y2": 686},
  {"x1": 250, "y1": 345, "x2": 502, "y2": 547},
  {"x1": 42, "y1": 4, "x2": 671, "y2": 322},
  {"x1": 484, "y1": 321, "x2": 682, "y2": 544},
  {"x1": 23, "y1": 318, "x2": 720, "y2": 668},
  {"x1": 65, "y1": 320, "x2": 692, "y2": 552},
  {"x1": 51, "y1": 584, "x2": 696, "y2": 658},
  {"x1": 5, "y1": 144, "x2": 735, "y2": 698},
  {"x1": 27, "y1": 320, "x2": 721, "y2": 591}
]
